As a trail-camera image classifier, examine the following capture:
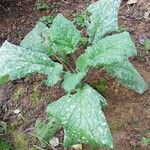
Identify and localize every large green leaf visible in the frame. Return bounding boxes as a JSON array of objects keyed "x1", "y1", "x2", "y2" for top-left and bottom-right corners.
[
  {"x1": 35, "y1": 117, "x2": 61, "y2": 143},
  {"x1": 0, "y1": 41, "x2": 63, "y2": 86},
  {"x1": 62, "y1": 72, "x2": 86, "y2": 92},
  {"x1": 20, "y1": 22, "x2": 53, "y2": 55},
  {"x1": 50, "y1": 14, "x2": 81, "y2": 54},
  {"x1": 46, "y1": 84, "x2": 113, "y2": 148},
  {"x1": 87, "y1": 0, "x2": 121, "y2": 43},
  {"x1": 104, "y1": 60, "x2": 148, "y2": 94},
  {"x1": 76, "y1": 32, "x2": 137, "y2": 71}
]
